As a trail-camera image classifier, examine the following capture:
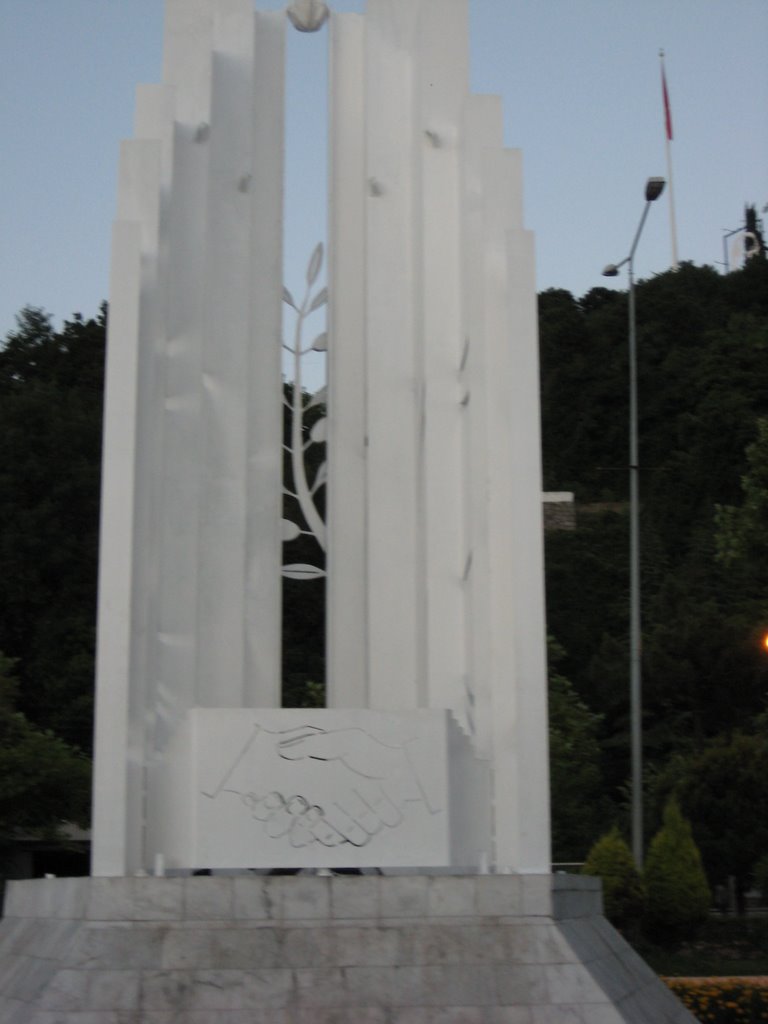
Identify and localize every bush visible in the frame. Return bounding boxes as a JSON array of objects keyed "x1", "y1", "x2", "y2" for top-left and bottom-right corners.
[
  {"x1": 582, "y1": 826, "x2": 644, "y2": 928},
  {"x1": 644, "y1": 798, "x2": 710, "y2": 942}
]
